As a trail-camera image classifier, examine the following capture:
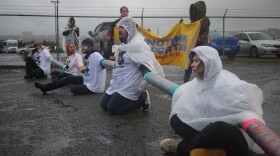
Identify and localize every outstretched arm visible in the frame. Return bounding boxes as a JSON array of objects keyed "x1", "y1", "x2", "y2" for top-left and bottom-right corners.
[
  {"x1": 101, "y1": 59, "x2": 115, "y2": 70},
  {"x1": 139, "y1": 64, "x2": 179, "y2": 96},
  {"x1": 47, "y1": 56, "x2": 68, "y2": 70}
]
